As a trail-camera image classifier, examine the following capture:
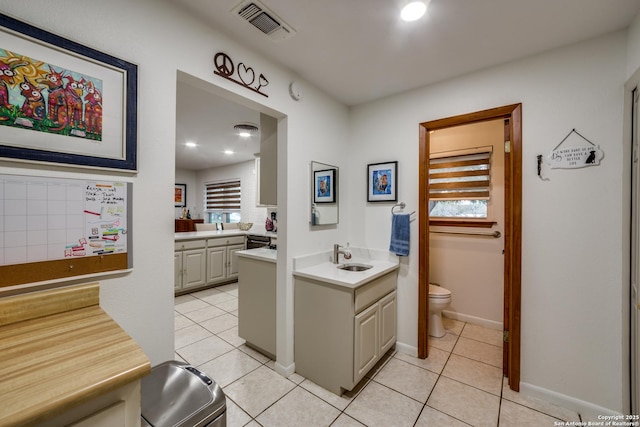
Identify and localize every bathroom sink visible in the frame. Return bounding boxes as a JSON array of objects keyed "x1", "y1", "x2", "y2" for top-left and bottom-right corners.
[{"x1": 337, "y1": 263, "x2": 373, "y2": 272}]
